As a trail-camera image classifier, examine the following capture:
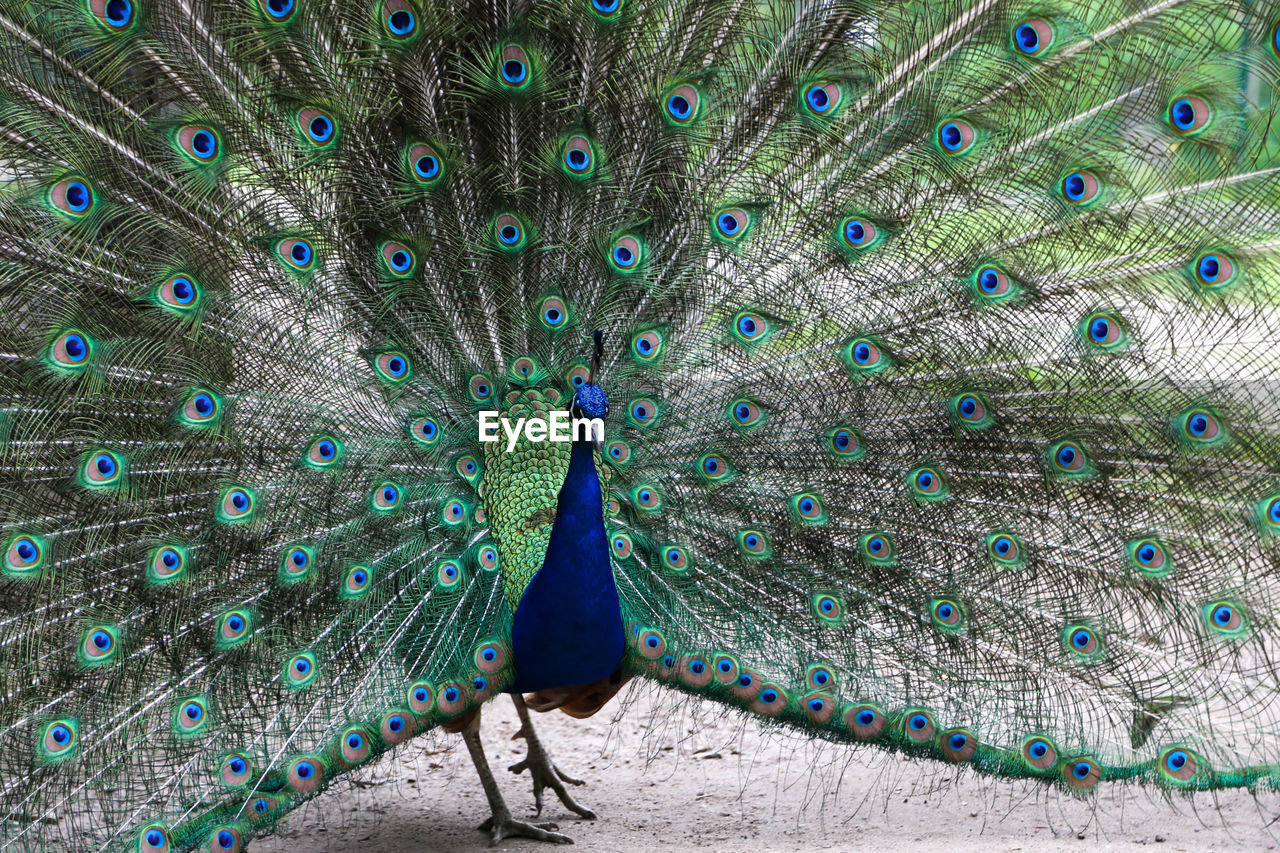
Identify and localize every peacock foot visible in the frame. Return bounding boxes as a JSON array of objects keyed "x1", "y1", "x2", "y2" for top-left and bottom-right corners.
[
  {"x1": 477, "y1": 810, "x2": 572, "y2": 845},
  {"x1": 509, "y1": 694, "x2": 598, "y2": 820}
]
